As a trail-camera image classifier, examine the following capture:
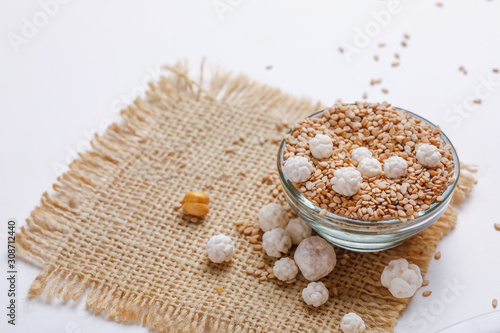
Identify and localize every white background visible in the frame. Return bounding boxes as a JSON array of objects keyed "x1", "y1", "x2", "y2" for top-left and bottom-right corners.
[{"x1": 1, "y1": 1, "x2": 500, "y2": 332}]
